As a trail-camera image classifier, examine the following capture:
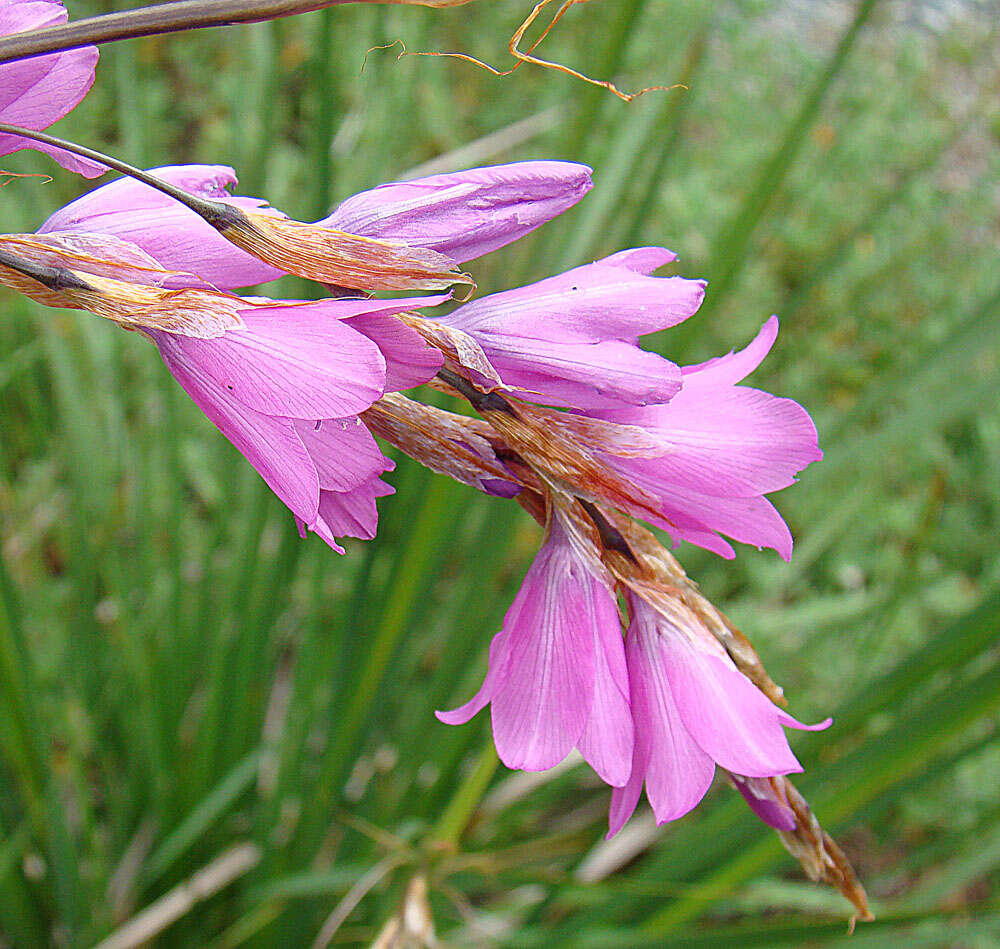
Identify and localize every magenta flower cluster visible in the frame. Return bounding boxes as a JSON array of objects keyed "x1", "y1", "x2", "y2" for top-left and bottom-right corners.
[{"x1": 1, "y1": 0, "x2": 826, "y2": 840}]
